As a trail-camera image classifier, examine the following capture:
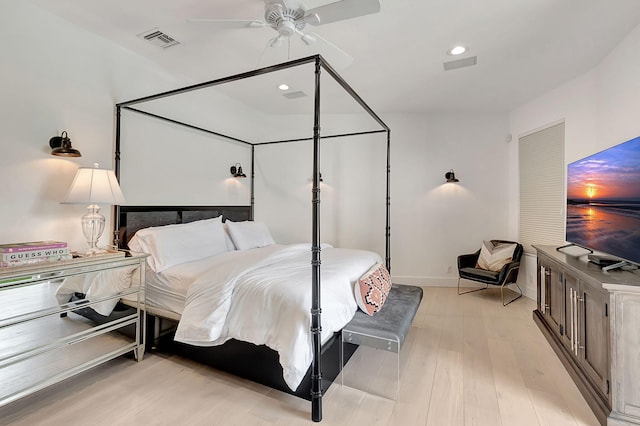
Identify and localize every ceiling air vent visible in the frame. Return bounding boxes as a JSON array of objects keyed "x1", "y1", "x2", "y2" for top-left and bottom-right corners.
[
  {"x1": 283, "y1": 91, "x2": 307, "y2": 99},
  {"x1": 137, "y1": 28, "x2": 180, "y2": 49},
  {"x1": 443, "y1": 56, "x2": 477, "y2": 71}
]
